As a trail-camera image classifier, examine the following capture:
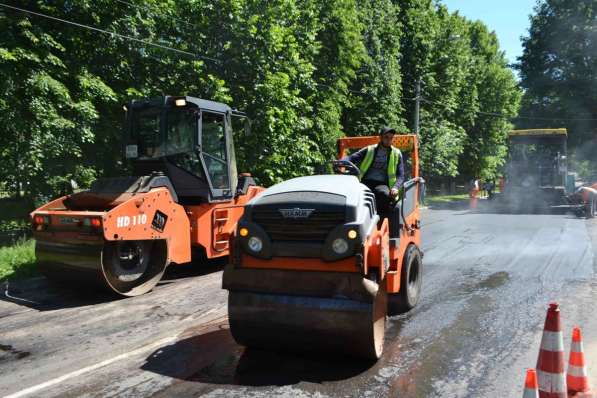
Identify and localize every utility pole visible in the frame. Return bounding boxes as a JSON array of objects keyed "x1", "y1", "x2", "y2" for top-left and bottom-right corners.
[{"x1": 414, "y1": 77, "x2": 421, "y2": 137}]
